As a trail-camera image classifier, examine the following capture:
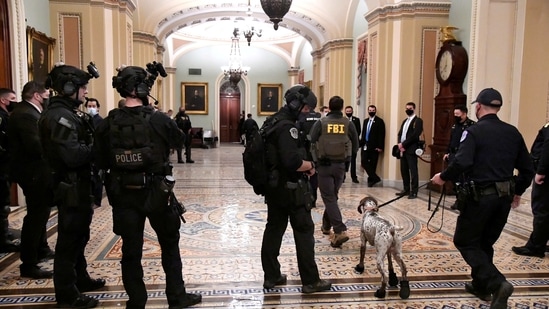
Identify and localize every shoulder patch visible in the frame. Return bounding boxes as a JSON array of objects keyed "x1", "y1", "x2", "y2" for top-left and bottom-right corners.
[
  {"x1": 58, "y1": 117, "x2": 73, "y2": 129},
  {"x1": 460, "y1": 130, "x2": 468, "y2": 143},
  {"x1": 289, "y1": 127, "x2": 299, "y2": 139}
]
